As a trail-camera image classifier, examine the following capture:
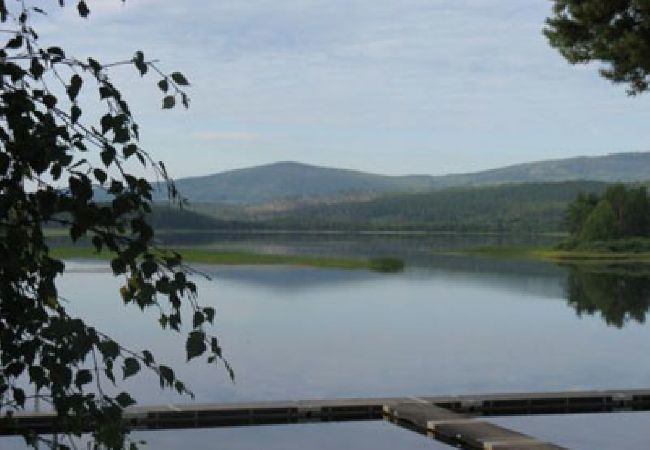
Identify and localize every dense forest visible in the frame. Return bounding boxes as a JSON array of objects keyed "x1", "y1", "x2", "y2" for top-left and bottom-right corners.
[
  {"x1": 58, "y1": 181, "x2": 650, "y2": 235},
  {"x1": 45, "y1": 205, "x2": 252, "y2": 233},
  {"x1": 69, "y1": 181, "x2": 650, "y2": 235},
  {"x1": 566, "y1": 184, "x2": 650, "y2": 242},
  {"x1": 244, "y1": 181, "x2": 610, "y2": 232},
  {"x1": 145, "y1": 206, "x2": 253, "y2": 230}
]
